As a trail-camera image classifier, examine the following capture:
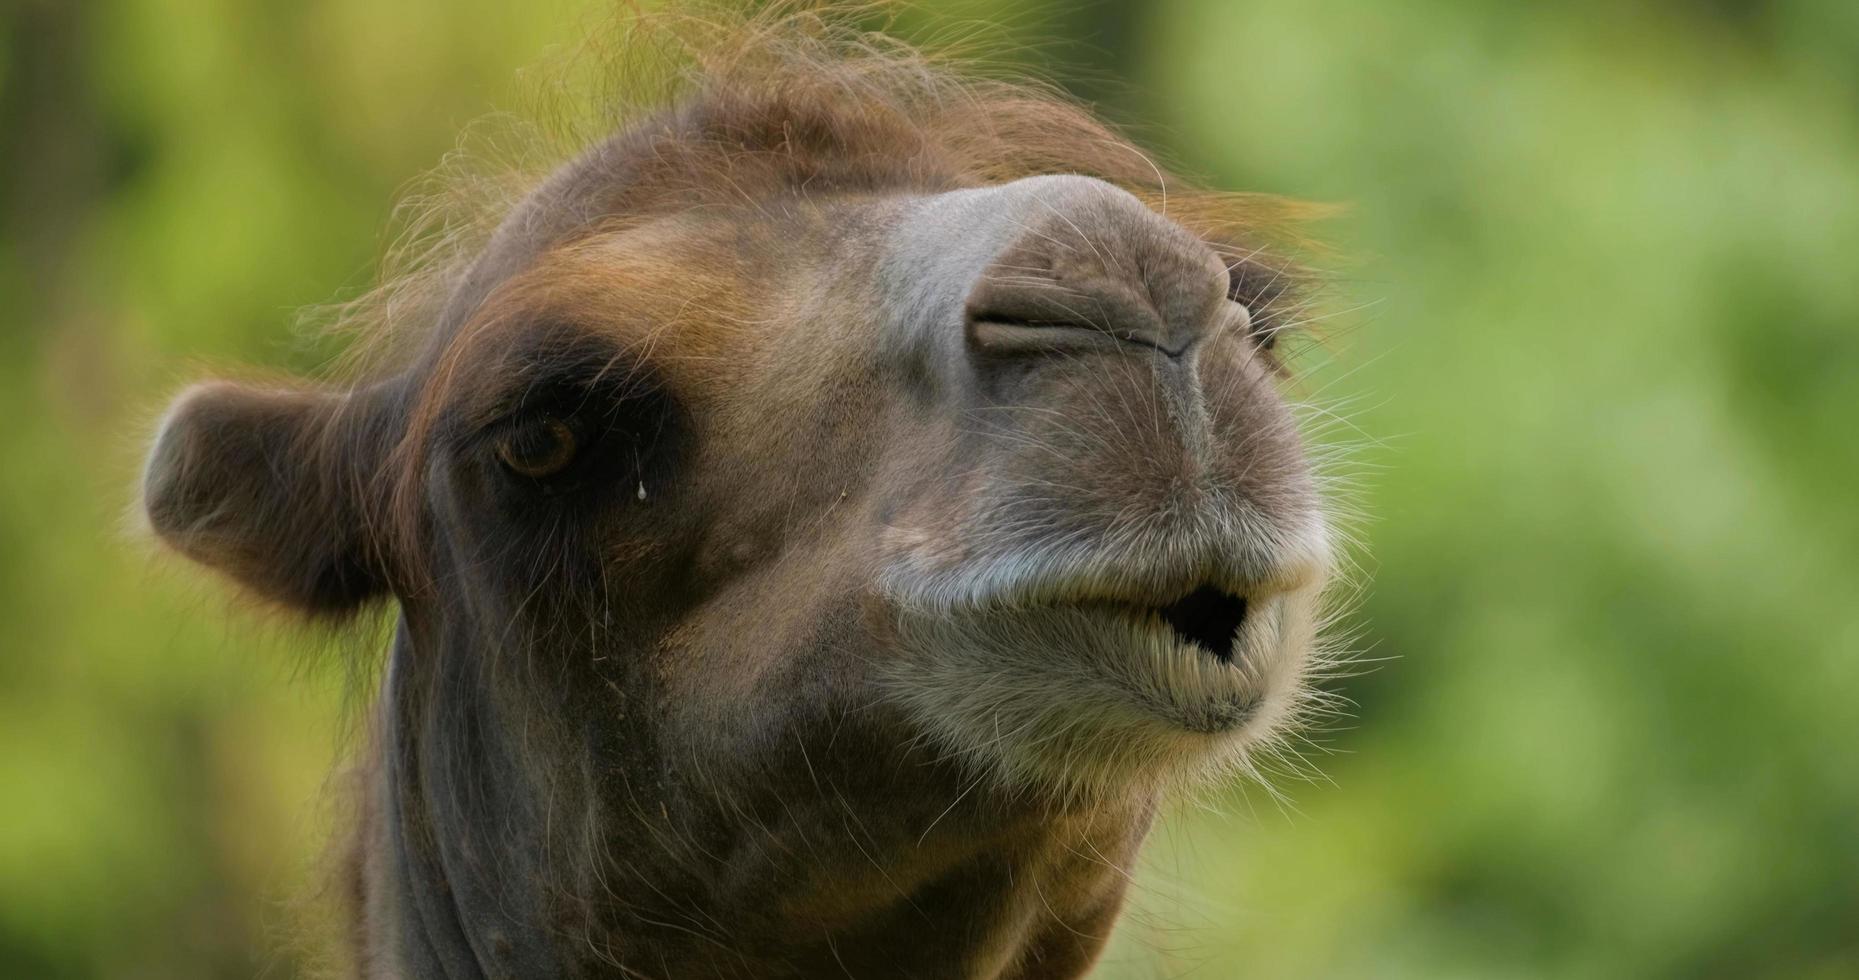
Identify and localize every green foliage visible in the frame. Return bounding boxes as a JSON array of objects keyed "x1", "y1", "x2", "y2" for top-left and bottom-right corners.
[{"x1": 3, "y1": 1, "x2": 1854, "y2": 976}]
